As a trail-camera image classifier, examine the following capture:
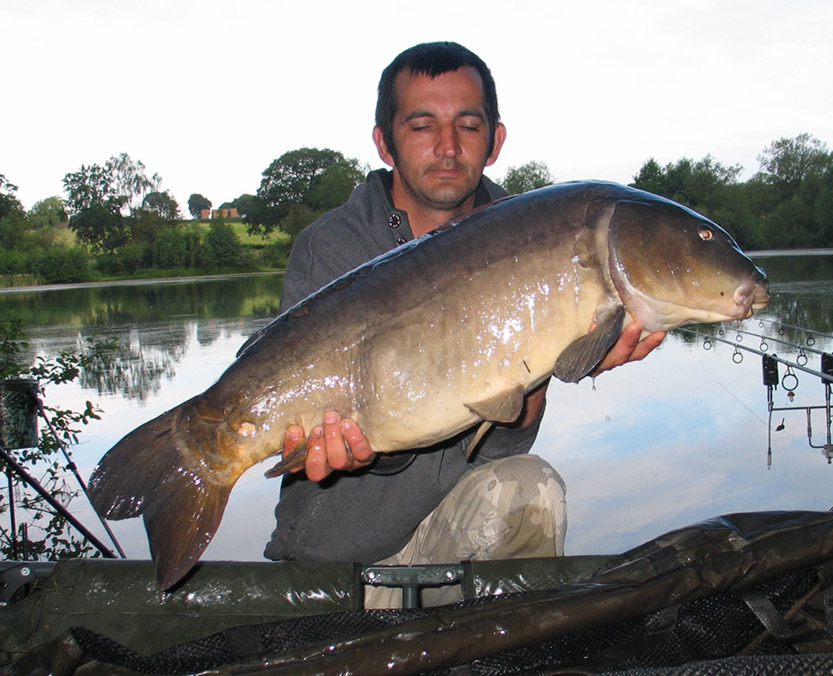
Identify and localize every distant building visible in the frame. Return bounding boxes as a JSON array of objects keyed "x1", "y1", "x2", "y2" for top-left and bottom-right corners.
[
  {"x1": 198, "y1": 207, "x2": 239, "y2": 220},
  {"x1": 212, "y1": 207, "x2": 239, "y2": 219}
]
